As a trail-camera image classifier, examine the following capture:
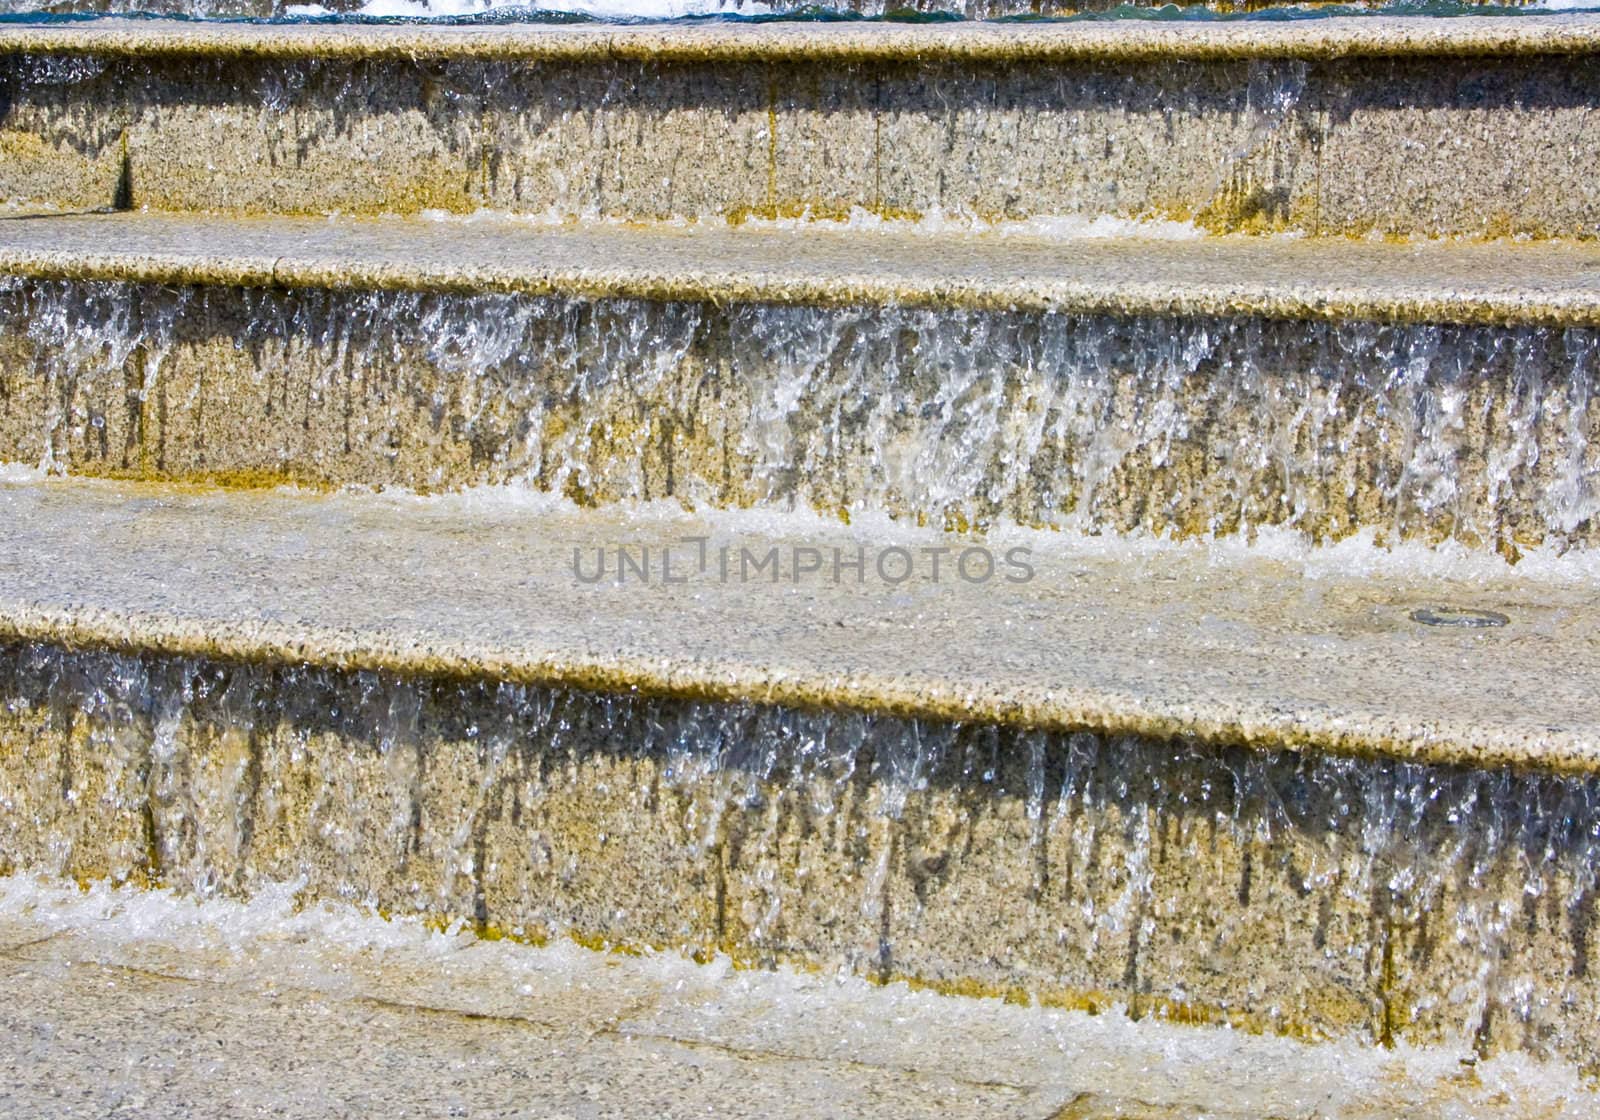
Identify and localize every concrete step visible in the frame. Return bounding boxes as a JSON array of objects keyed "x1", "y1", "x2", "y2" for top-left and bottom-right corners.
[
  {"x1": 3, "y1": 0, "x2": 1554, "y2": 20},
  {"x1": 6, "y1": 210, "x2": 1599, "y2": 322},
  {"x1": 2, "y1": 475, "x2": 1599, "y2": 1064},
  {"x1": 2, "y1": 475, "x2": 1594, "y2": 771},
  {"x1": 2, "y1": 211, "x2": 1598, "y2": 548},
  {"x1": 2, "y1": 16, "x2": 1599, "y2": 237},
  {"x1": 0, "y1": 875, "x2": 1590, "y2": 1119}
]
